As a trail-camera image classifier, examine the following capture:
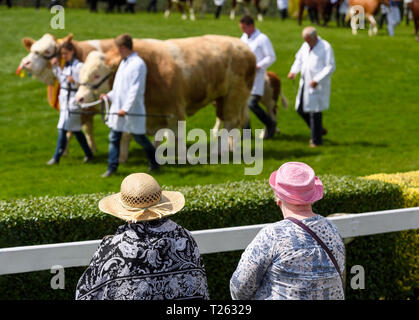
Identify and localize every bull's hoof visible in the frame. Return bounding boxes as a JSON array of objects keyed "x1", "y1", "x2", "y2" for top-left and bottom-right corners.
[
  {"x1": 230, "y1": 10, "x2": 235, "y2": 20},
  {"x1": 257, "y1": 14, "x2": 263, "y2": 22},
  {"x1": 164, "y1": 10, "x2": 170, "y2": 18},
  {"x1": 352, "y1": 29, "x2": 358, "y2": 35},
  {"x1": 119, "y1": 156, "x2": 128, "y2": 164},
  {"x1": 415, "y1": 35, "x2": 419, "y2": 42},
  {"x1": 181, "y1": 14, "x2": 187, "y2": 20},
  {"x1": 190, "y1": 14, "x2": 196, "y2": 21}
]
